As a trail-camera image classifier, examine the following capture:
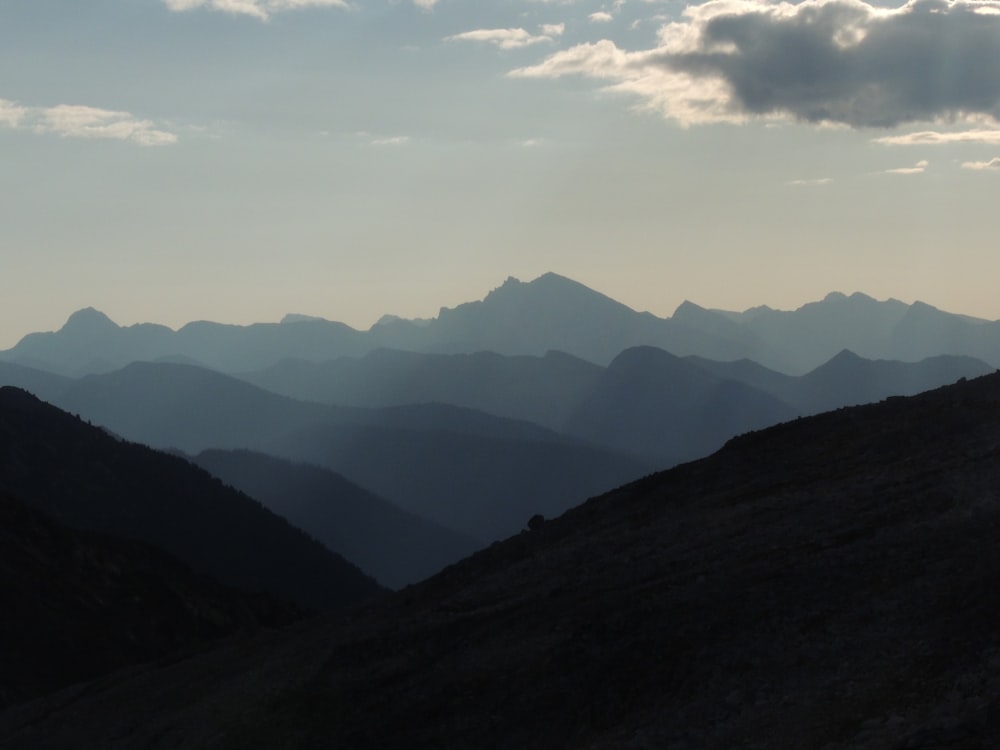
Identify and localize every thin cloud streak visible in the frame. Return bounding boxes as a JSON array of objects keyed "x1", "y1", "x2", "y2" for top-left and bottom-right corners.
[
  {"x1": 787, "y1": 177, "x2": 833, "y2": 186},
  {"x1": 883, "y1": 159, "x2": 929, "y2": 175},
  {"x1": 875, "y1": 130, "x2": 1000, "y2": 145},
  {"x1": 0, "y1": 98, "x2": 177, "y2": 146},
  {"x1": 369, "y1": 135, "x2": 411, "y2": 145},
  {"x1": 162, "y1": 0, "x2": 349, "y2": 21},
  {"x1": 448, "y1": 26, "x2": 564, "y2": 50},
  {"x1": 962, "y1": 157, "x2": 1000, "y2": 170}
]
